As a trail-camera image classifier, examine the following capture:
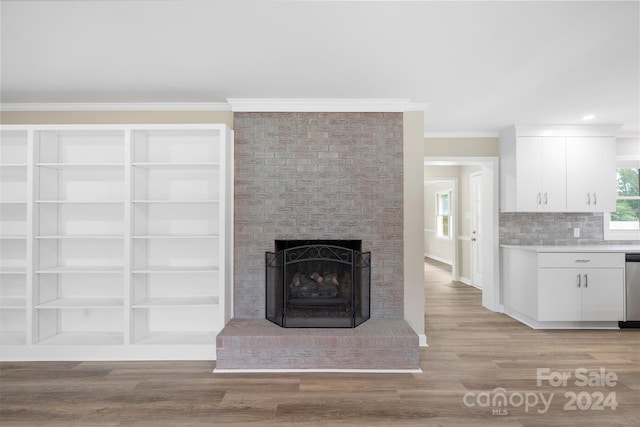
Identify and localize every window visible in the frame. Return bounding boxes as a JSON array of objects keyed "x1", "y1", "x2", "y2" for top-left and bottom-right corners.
[
  {"x1": 436, "y1": 190, "x2": 451, "y2": 239},
  {"x1": 604, "y1": 166, "x2": 640, "y2": 240}
]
